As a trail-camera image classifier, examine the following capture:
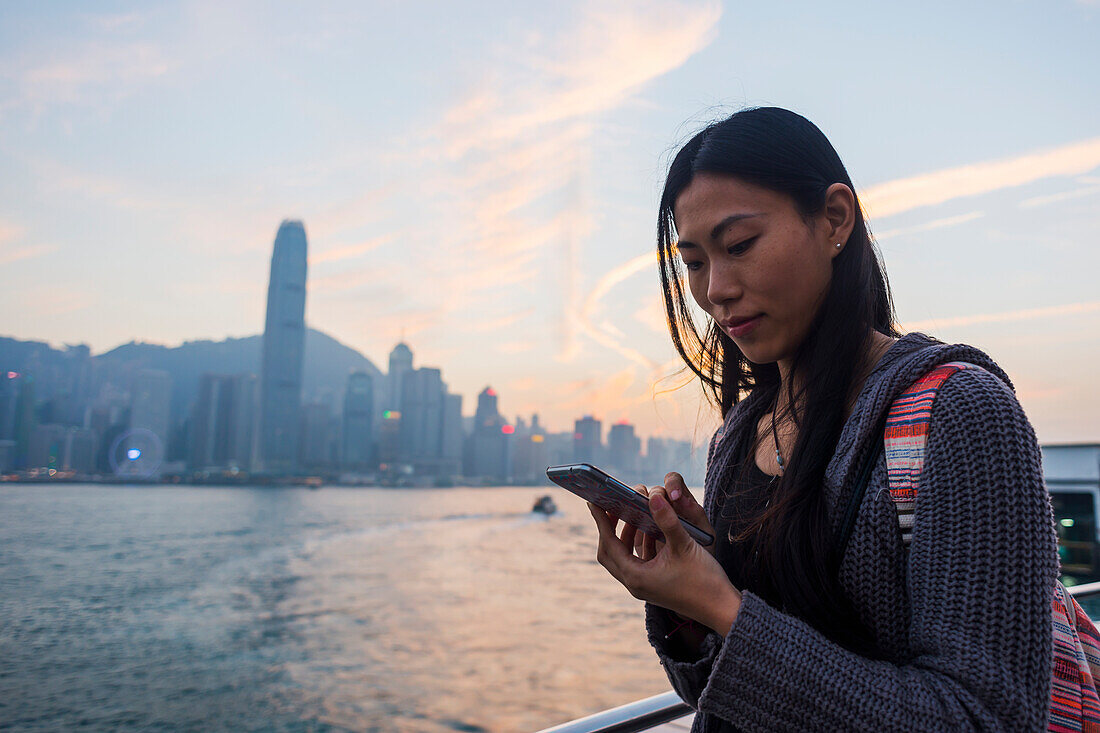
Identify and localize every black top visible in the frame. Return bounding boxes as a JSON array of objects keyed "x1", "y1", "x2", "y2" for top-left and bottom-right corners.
[
  {"x1": 711, "y1": 445, "x2": 779, "y2": 733},
  {"x1": 713, "y1": 443, "x2": 780, "y2": 601}
]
